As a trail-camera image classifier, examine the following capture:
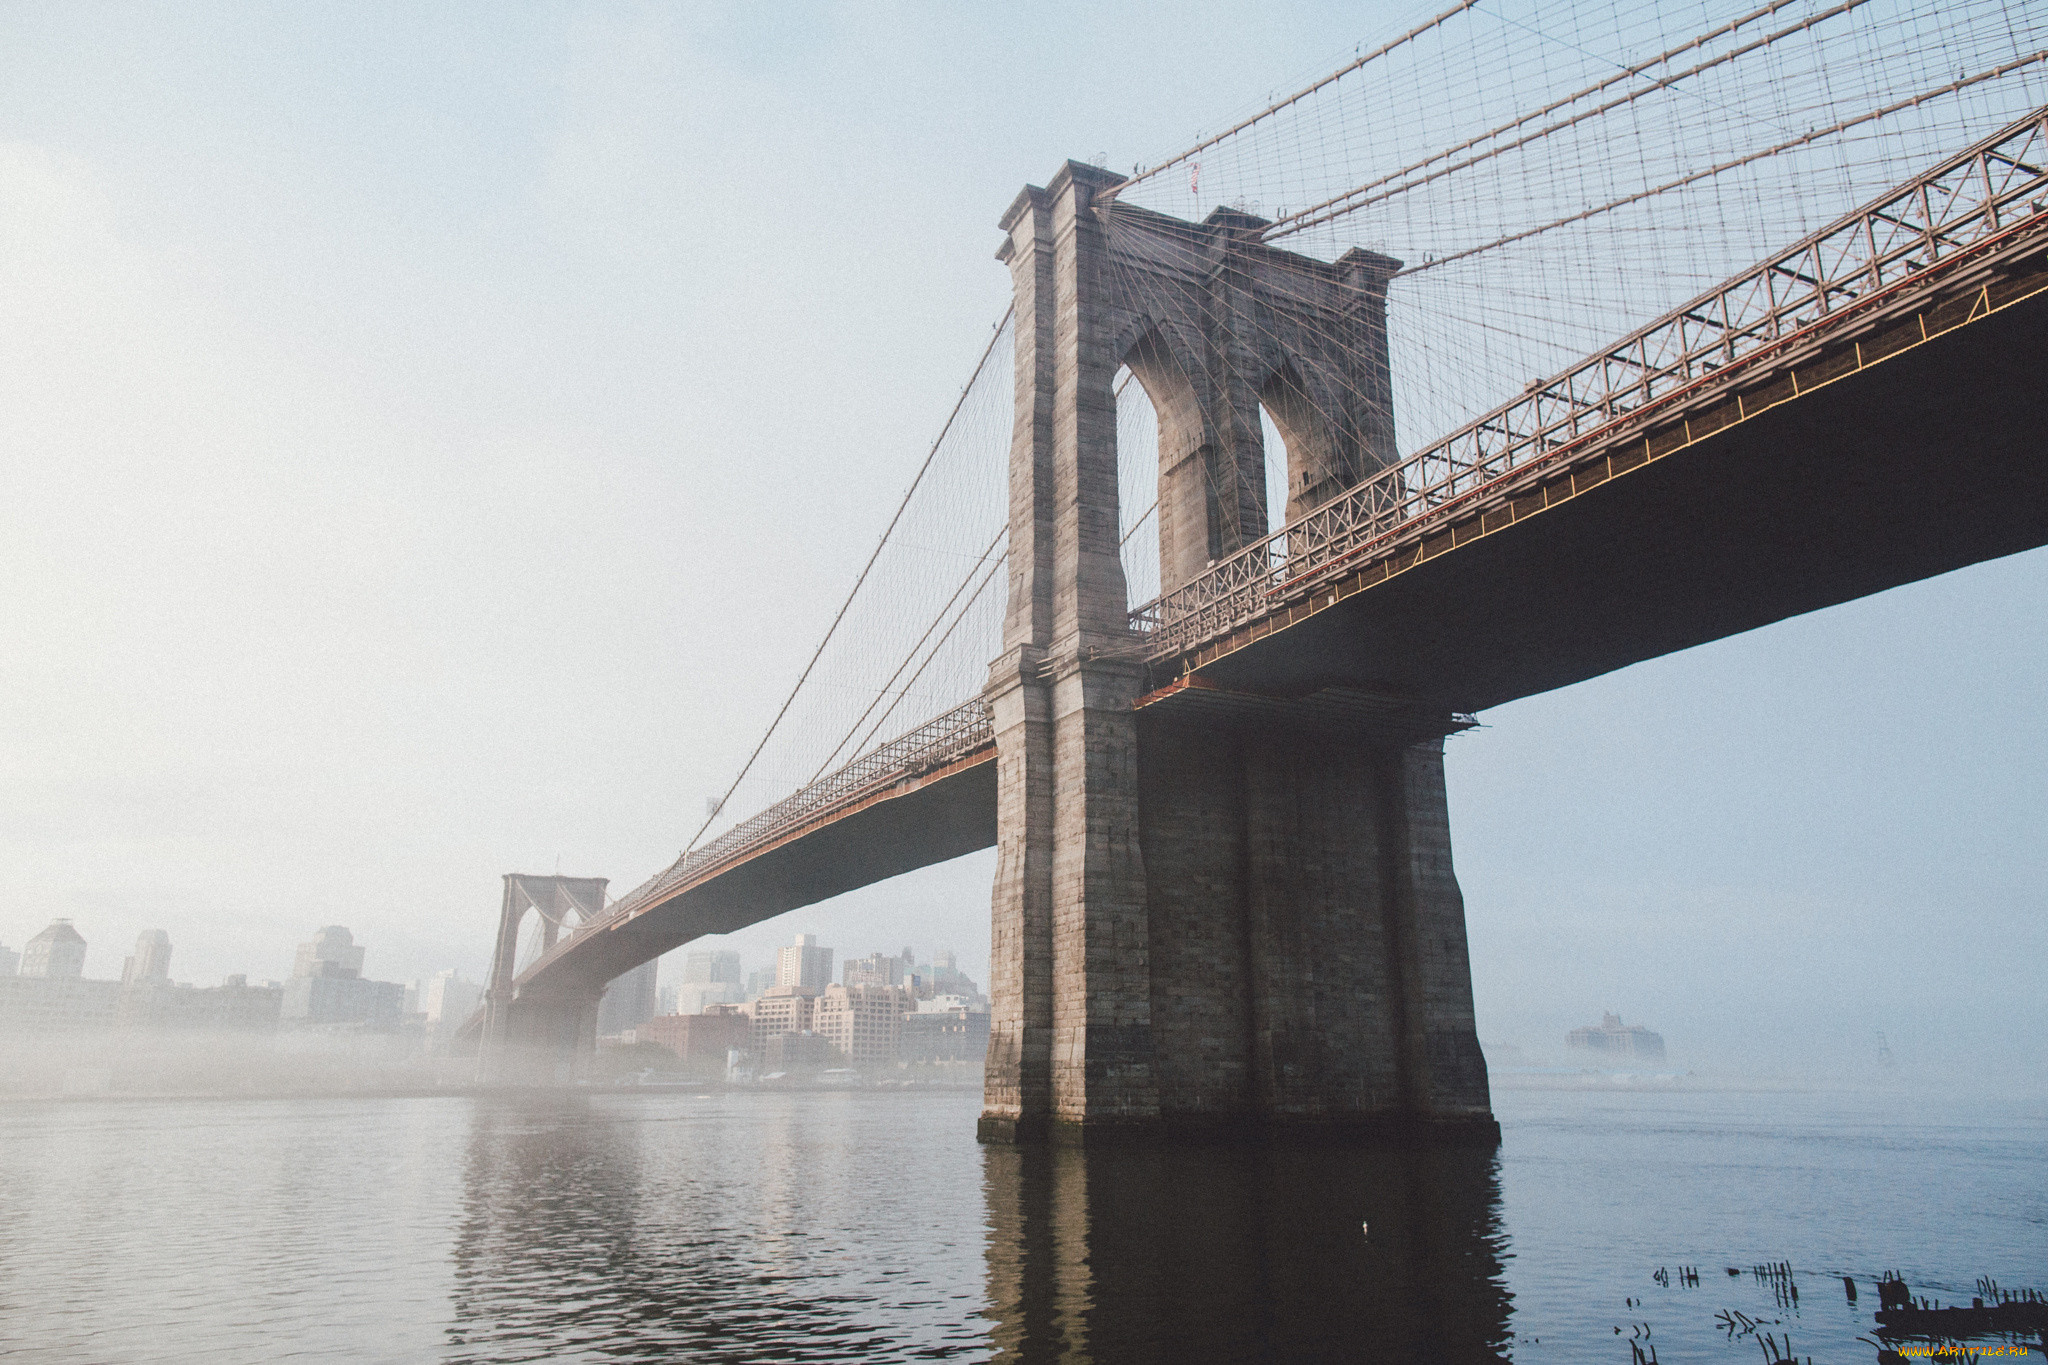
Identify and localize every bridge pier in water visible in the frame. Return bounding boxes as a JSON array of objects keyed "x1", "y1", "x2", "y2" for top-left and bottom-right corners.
[
  {"x1": 980, "y1": 162, "x2": 1495, "y2": 1145},
  {"x1": 478, "y1": 874, "x2": 609, "y2": 1086}
]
